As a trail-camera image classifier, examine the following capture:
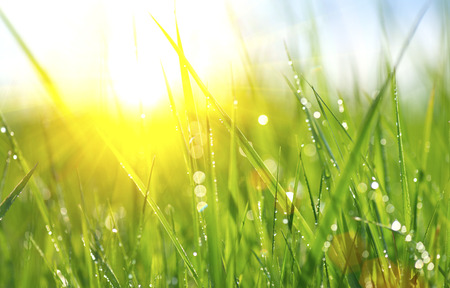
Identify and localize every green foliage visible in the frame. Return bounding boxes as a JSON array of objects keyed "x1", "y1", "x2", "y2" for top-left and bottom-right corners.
[{"x1": 0, "y1": 1, "x2": 449, "y2": 287}]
